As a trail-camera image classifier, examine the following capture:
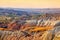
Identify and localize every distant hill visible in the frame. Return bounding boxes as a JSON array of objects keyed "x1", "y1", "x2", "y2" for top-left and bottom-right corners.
[
  {"x1": 0, "y1": 8, "x2": 60, "y2": 16},
  {"x1": 0, "y1": 8, "x2": 29, "y2": 16}
]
